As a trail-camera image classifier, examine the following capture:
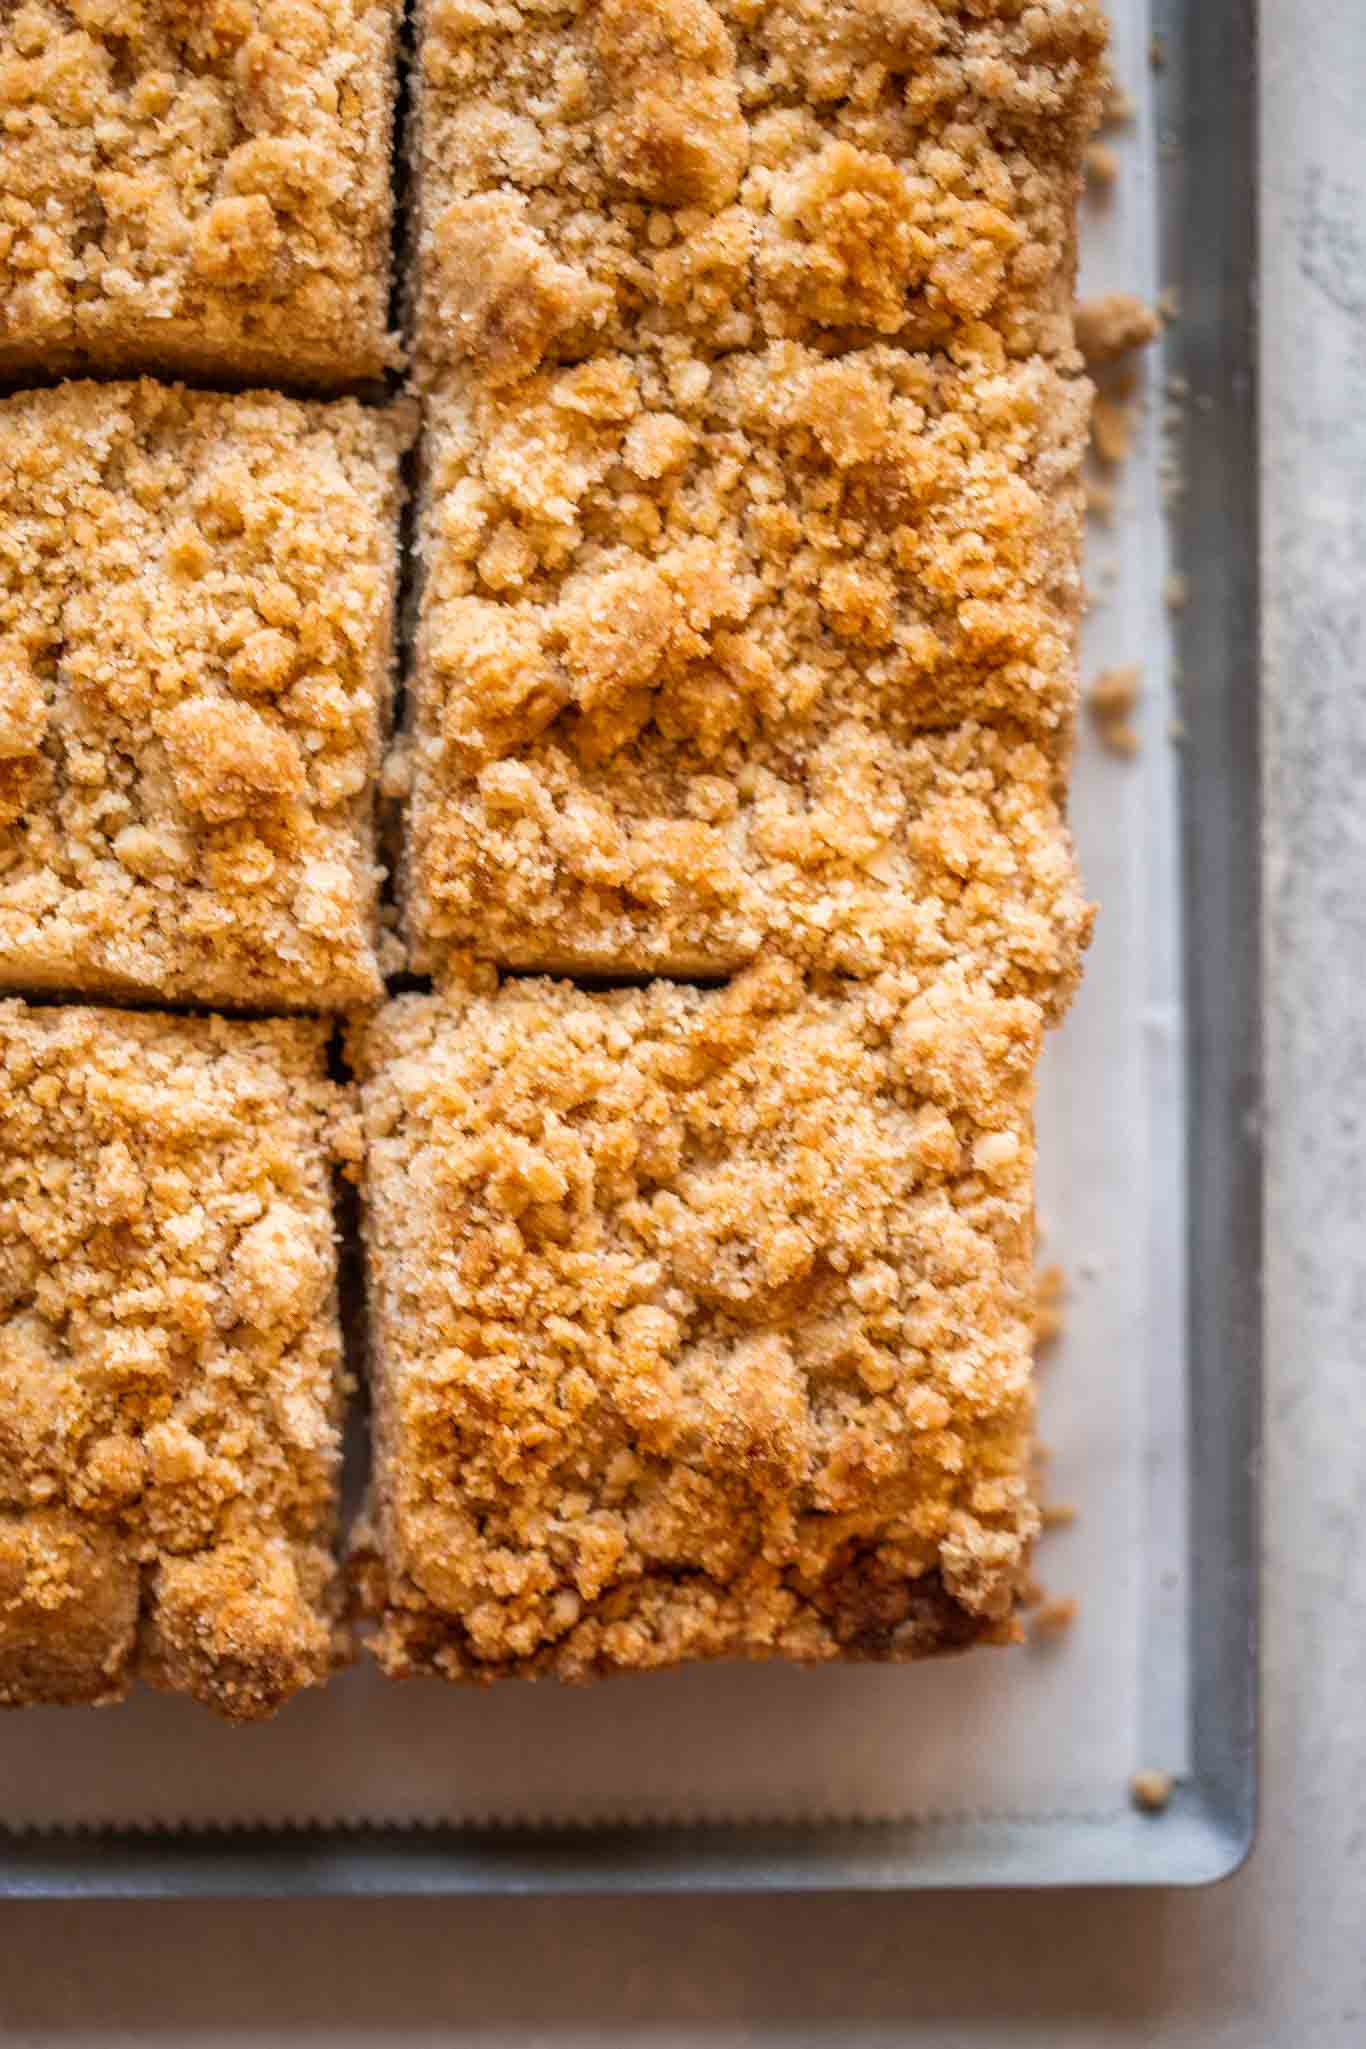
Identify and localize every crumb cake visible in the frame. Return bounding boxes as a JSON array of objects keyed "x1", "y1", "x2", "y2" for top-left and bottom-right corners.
[
  {"x1": 411, "y1": 0, "x2": 1107, "y2": 382},
  {"x1": 0, "y1": 380, "x2": 405, "y2": 1009},
  {"x1": 403, "y1": 339, "x2": 1091, "y2": 996},
  {"x1": 0, "y1": 0, "x2": 402, "y2": 386},
  {"x1": 352, "y1": 958, "x2": 1044, "y2": 1682},
  {"x1": 0, "y1": 1002, "x2": 351, "y2": 1715}
]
